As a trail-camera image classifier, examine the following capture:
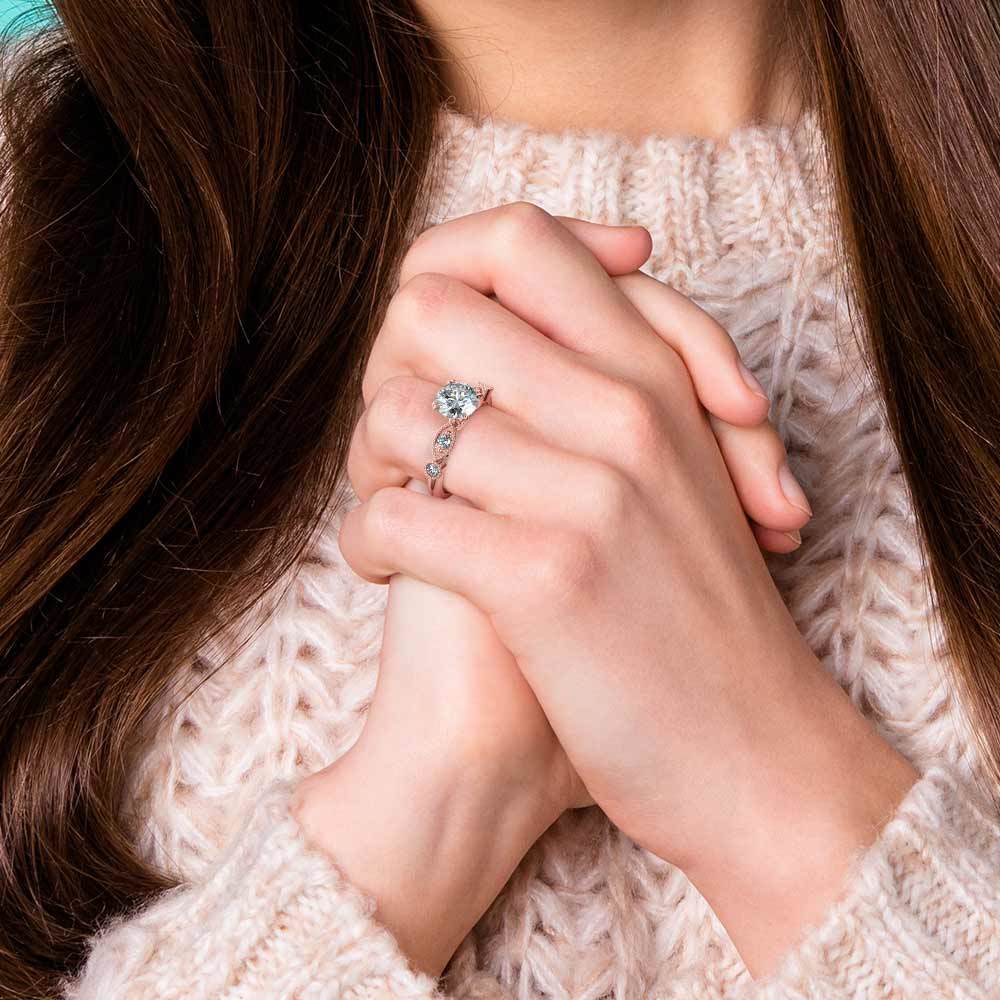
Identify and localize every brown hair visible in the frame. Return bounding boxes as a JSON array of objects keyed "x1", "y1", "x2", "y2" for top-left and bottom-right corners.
[
  {"x1": 0, "y1": 2, "x2": 449, "y2": 995},
  {"x1": 0, "y1": 0, "x2": 998, "y2": 995},
  {"x1": 803, "y1": 1, "x2": 1000, "y2": 774}
]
